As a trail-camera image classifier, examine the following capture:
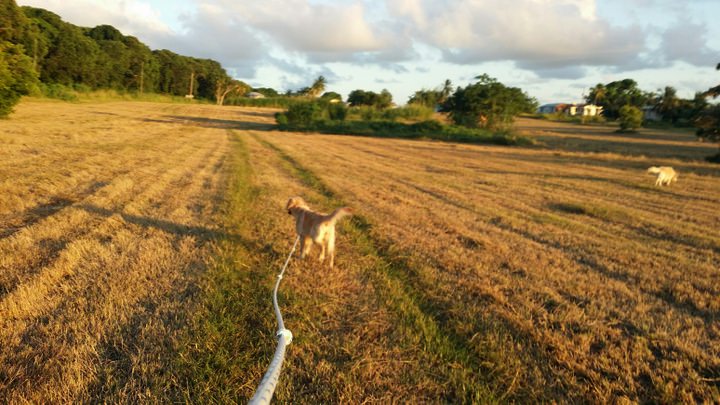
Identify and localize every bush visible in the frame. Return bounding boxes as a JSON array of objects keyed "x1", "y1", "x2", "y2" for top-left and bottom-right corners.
[
  {"x1": 284, "y1": 101, "x2": 326, "y2": 127},
  {"x1": 37, "y1": 83, "x2": 79, "y2": 101},
  {"x1": 444, "y1": 74, "x2": 537, "y2": 130},
  {"x1": 225, "y1": 97, "x2": 295, "y2": 108},
  {"x1": 274, "y1": 97, "x2": 533, "y2": 146},
  {"x1": 274, "y1": 112, "x2": 289, "y2": 126},
  {"x1": 275, "y1": 100, "x2": 348, "y2": 128},
  {"x1": 618, "y1": 105, "x2": 643, "y2": 132},
  {"x1": 385, "y1": 105, "x2": 434, "y2": 121},
  {"x1": 327, "y1": 102, "x2": 348, "y2": 121},
  {"x1": 410, "y1": 120, "x2": 443, "y2": 133}
]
